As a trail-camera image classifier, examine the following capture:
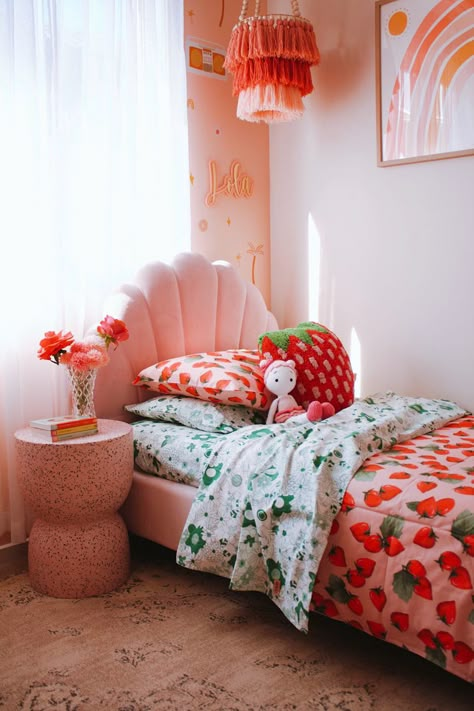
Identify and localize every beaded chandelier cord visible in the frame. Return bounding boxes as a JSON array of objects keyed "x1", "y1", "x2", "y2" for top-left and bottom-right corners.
[{"x1": 224, "y1": 0, "x2": 320, "y2": 123}]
